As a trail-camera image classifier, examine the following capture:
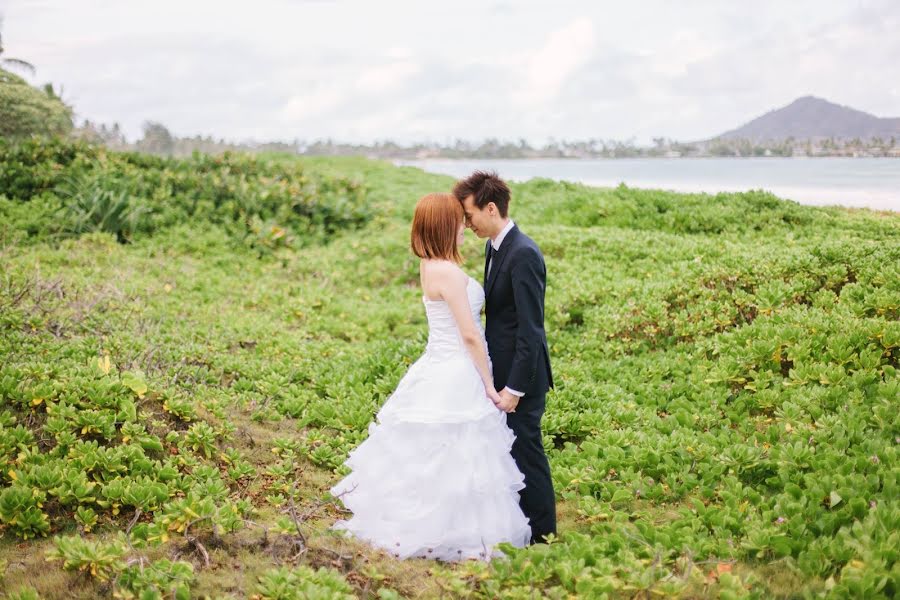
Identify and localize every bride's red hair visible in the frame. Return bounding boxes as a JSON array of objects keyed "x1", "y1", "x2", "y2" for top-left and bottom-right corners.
[{"x1": 410, "y1": 193, "x2": 464, "y2": 264}]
